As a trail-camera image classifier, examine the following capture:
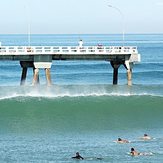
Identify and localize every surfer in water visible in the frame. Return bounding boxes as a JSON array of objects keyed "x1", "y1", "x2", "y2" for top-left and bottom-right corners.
[
  {"x1": 130, "y1": 148, "x2": 153, "y2": 156},
  {"x1": 71, "y1": 152, "x2": 103, "y2": 160},
  {"x1": 72, "y1": 152, "x2": 84, "y2": 160},
  {"x1": 130, "y1": 148, "x2": 140, "y2": 156},
  {"x1": 140, "y1": 134, "x2": 152, "y2": 140},
  {"x1": 116, "y1": 138, "x2": 130, "y2": 143}
]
